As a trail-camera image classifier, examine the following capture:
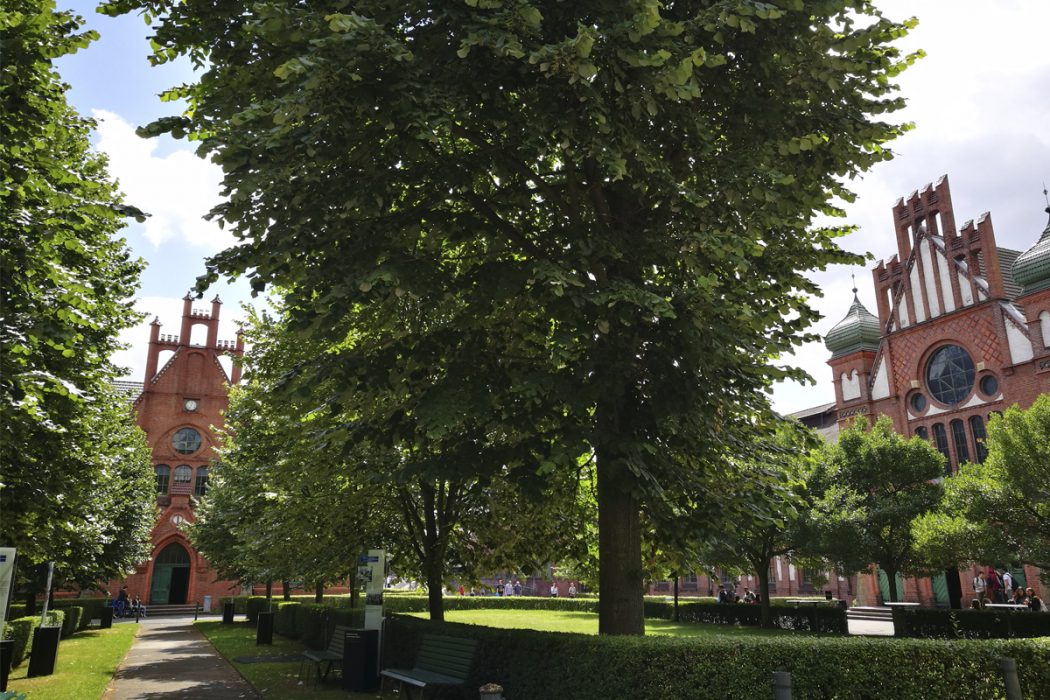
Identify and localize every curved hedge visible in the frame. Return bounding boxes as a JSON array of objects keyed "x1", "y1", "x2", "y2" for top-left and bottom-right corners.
[{"x1": 383, "y1": 614, "x2": 1050, "y2": 699}]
